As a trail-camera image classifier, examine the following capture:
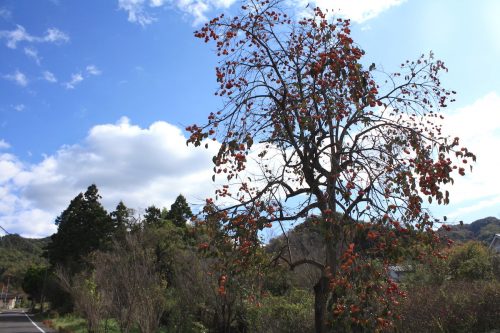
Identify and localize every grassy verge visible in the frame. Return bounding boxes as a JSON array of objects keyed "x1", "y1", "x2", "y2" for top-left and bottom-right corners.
[
  {"x1": 39, "y1": 313, "x2": 168, "y2": 333},
  {"x1": 42, "y1": 314, "x2": 87, "y2": 333}
]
